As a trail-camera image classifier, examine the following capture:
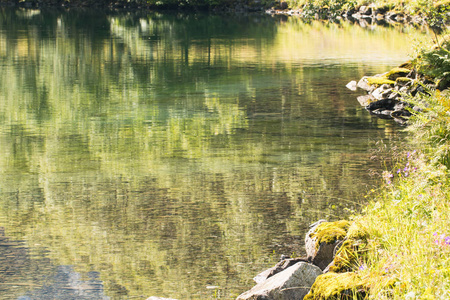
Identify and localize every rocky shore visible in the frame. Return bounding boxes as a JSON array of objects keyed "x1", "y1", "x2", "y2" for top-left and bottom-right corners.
[
  {"x1": 346, "y1": 65, "x2": 425, "y2": 125},
  {"x1": 346, "y1": 60, "x2": 449, "y2": 125},
  {"x1": 236, "y1": 219, "x2": 374, "y2": 299},
  {"x1": 266, "y1": 2, "x2": 427, "y2": 28}
]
